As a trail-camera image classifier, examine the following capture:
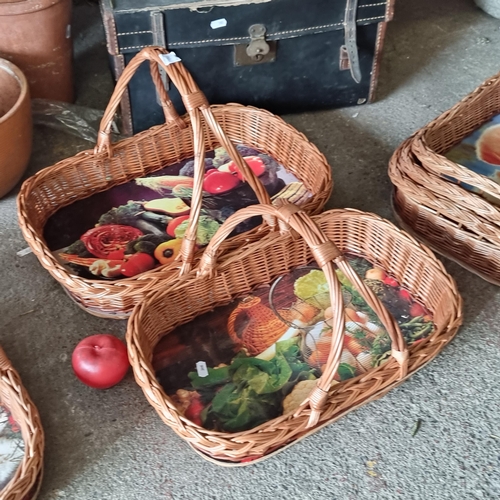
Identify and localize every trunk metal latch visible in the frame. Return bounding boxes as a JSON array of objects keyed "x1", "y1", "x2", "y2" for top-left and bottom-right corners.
[{"x1": 234, "y1": 24, "x2": 276, "y2": 66}]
